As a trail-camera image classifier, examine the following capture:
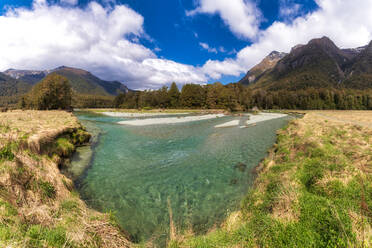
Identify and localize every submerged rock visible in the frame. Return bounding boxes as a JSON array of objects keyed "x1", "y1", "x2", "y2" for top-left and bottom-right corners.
[
  {"x1": 234, "y1": 162, "x2": 247, "y2": 172},
  {"x1": 230, "y1": 178, "x2": 238, "y2": 185}
]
